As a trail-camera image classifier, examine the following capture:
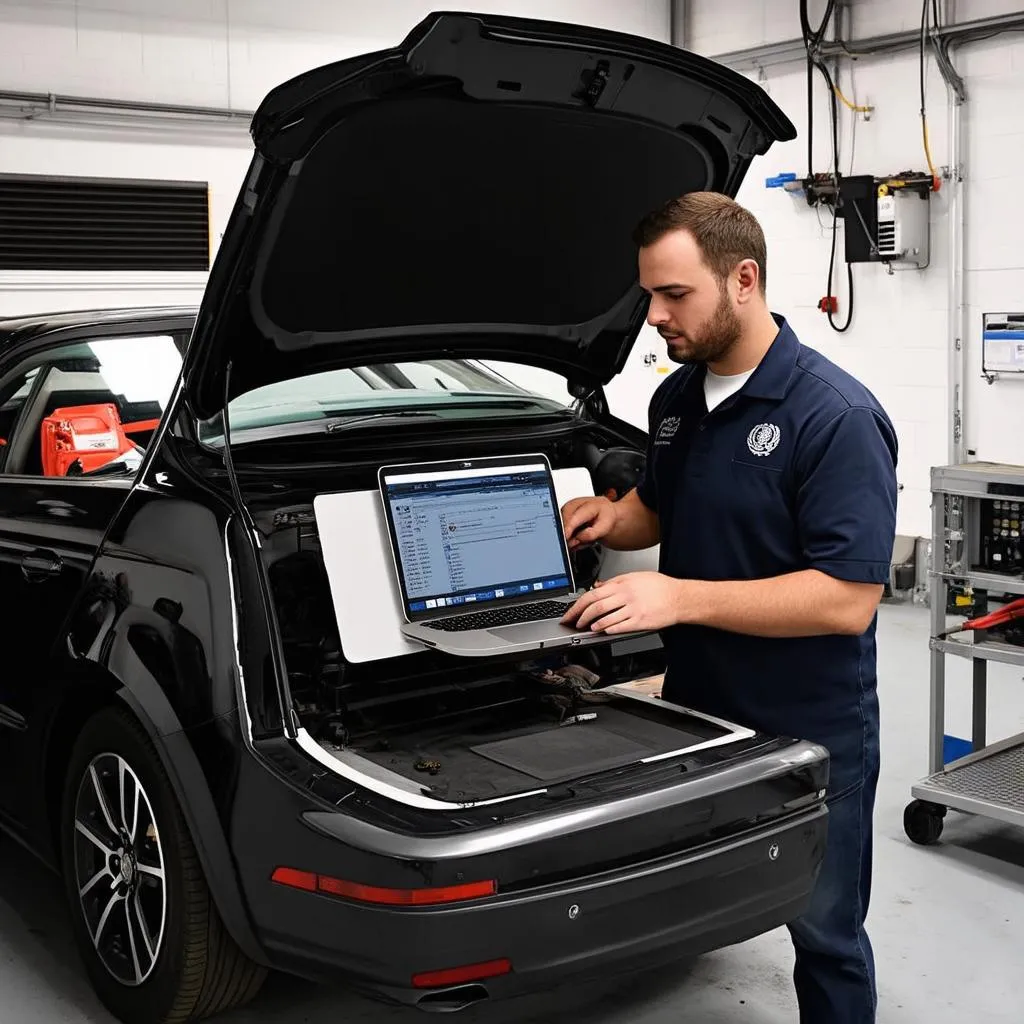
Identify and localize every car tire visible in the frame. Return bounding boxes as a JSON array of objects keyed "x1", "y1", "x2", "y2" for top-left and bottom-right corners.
[{"x1": 60, "y1": 707, "x2": 266, "y2": 1023}]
